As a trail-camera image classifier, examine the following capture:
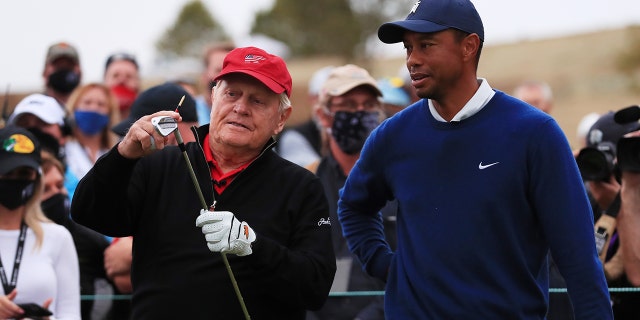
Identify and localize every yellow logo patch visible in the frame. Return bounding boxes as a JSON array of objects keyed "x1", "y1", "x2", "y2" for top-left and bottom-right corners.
[{"x1": 3, "y1": 134, "x2": 35, "y2": 154}]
